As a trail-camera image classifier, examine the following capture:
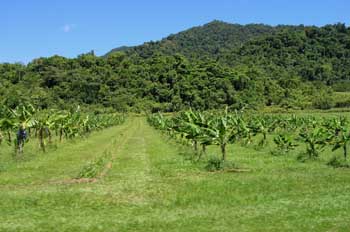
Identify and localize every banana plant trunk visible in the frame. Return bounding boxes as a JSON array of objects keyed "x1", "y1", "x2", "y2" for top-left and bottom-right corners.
[
  {"x1": 7, "y1": 131, "x2": 11, "y2": 143},
  {"x1": 48, "y1": 129, "x2": 52, "y2": 144},
  {"x1": 221, "y1": 143, "x2": 227, "y2": 161},
  {"x1": 309, "y1": 143, "x2": 316, "y2": 158},
  {"x1": 39, "y1": 128, "x2": 46, "y2": 152},
  {"x1": 59, "y1": 128, "x2": 63, "y2": 142},
  {"x1": 197, "y1": 144, "x2": 207, "y2": 161},
  {"x1": 343, "y1": 143, "x2": 347, "y2": 160},
  {"x1": 201, "y1": 144, "x2": 206, "y2": 154},
  {"x1": 194, "y1": 140, "x2": 198, "y2": 152},
  {"x1": 262, "y1": 132, "x2": 267, "y2": 145}
]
